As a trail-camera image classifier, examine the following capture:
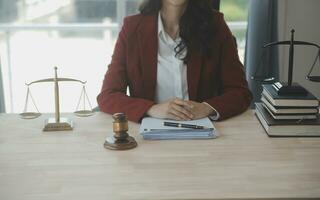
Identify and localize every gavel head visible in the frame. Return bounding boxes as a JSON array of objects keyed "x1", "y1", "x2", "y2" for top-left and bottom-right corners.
[
  {"x1": 112, "y1": 113, "x2": 128, "y2": 138},
  {"x1": 113, "y1": 113, "x2": 127, "y2": 122}
]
